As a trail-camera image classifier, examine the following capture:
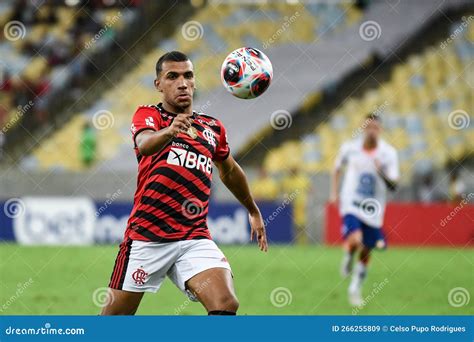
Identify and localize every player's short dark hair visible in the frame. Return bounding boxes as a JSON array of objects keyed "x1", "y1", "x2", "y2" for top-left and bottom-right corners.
[
  {"x1": 366, "y1": 113, "x2": 381, "y2": 122},
  {"x1": 155, "y1": 51, "x2": 189, "y2": 76}
]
